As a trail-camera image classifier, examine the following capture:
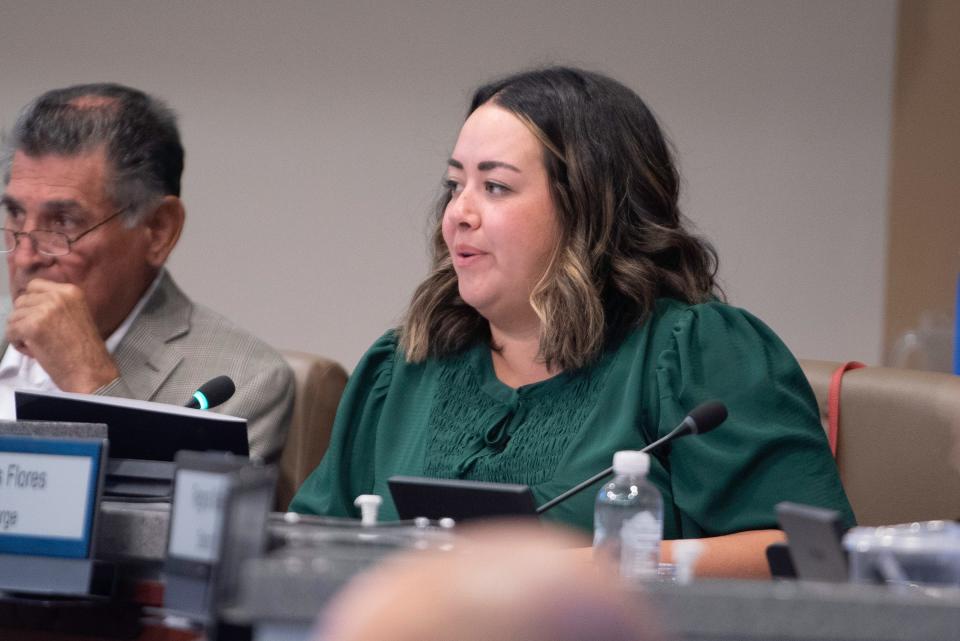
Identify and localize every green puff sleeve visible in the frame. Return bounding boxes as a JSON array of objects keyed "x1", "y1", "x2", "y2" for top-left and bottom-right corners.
[
  {"x1": 288, "y1": 331, "x2": 398, "y2": 516},
  {"x1": 654, "y1": 302, "x2": 855, "y2": 537}
]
